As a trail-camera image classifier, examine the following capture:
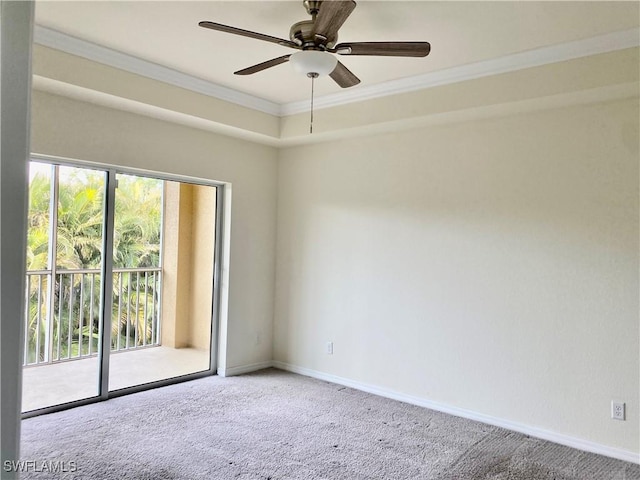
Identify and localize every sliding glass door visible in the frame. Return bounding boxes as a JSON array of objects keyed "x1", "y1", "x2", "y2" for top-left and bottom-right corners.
[
  {"x1": 108, "y1": 176, "x2": 216, "y2": 392},
  {"x1": 22, "y1": 163, "x2": 106, "y2": 411},
  {"x1": 22, "y1": 161, "x2": 221, "y2": 413}
]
